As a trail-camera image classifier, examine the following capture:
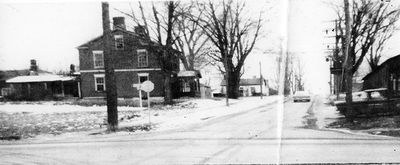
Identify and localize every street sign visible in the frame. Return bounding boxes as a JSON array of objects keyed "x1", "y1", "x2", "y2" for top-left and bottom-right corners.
[
  {"x1": 132, "y1": 83, "x2": 142, "y2": 107},
  {"x1": 132, "y1": 83, "x2": 141, "y2": 89},
  {"x1": 141, "y1": 80, "x2": 154, "y2": 92}
]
